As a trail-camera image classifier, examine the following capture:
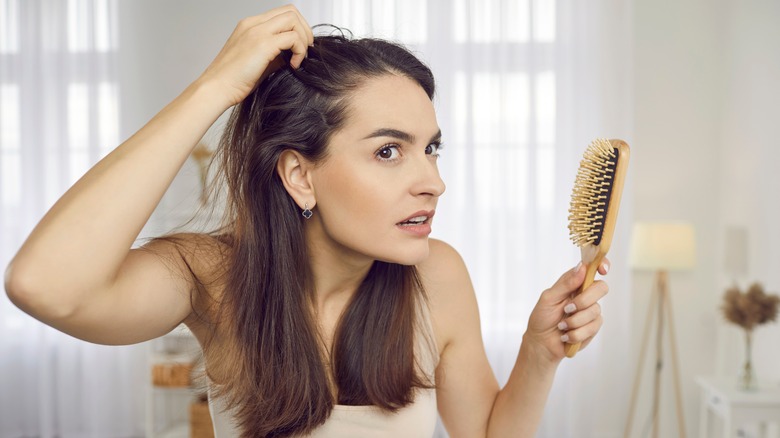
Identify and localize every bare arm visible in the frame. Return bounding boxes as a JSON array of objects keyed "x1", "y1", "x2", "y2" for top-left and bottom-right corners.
[
  {"x1": 425, "y1": 240, "x2": 608, "y2": 437},
  {"x1": 4, "y1": 5, "x2": 314, "y2": 344},
  {"x1": 485, "y1": 263, "x2": 607, "y2": 437}
]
